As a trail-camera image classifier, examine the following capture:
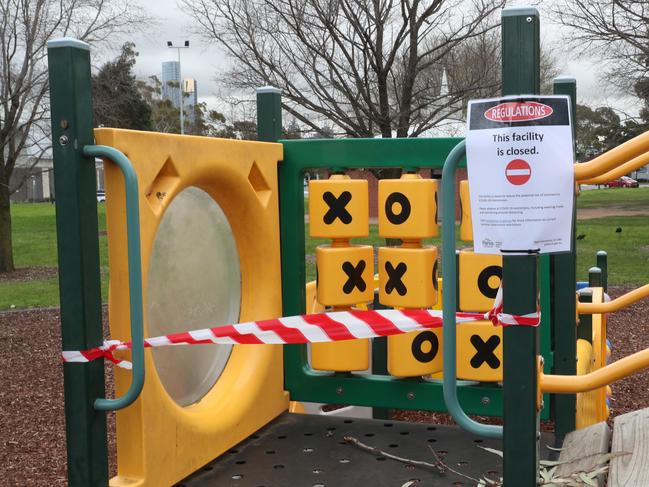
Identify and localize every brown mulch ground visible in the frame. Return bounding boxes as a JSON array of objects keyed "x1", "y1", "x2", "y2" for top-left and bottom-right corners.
[
  {"x1": 1, "y1": 287, "x2": 648, "y2": 486},
  {"x1": 0, "y1": 267, "x2": 58, "y2": 283}
]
